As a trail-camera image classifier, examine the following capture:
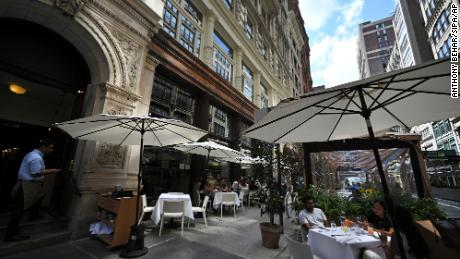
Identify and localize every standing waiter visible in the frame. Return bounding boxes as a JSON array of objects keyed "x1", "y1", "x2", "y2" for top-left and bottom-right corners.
[{"x1": 3, "y1": 138, "x2": 61, "y2": 242}]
